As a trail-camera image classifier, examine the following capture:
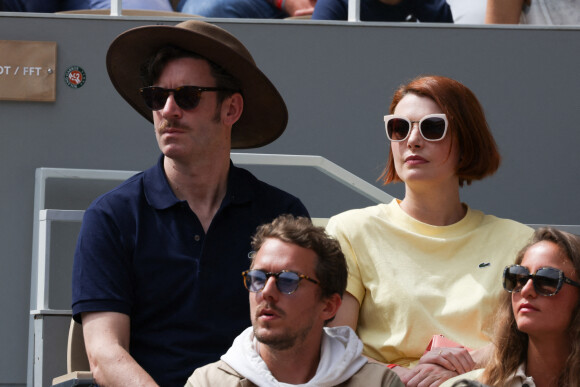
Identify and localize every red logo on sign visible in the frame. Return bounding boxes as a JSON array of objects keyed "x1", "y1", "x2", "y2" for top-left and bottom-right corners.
[
  {"x1": 68, "y1": 70, "x2": 83, "y2": 85},
  {"x1": 64, "y1": 66, "x2": 87, "y2": 89}
]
